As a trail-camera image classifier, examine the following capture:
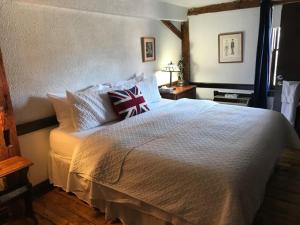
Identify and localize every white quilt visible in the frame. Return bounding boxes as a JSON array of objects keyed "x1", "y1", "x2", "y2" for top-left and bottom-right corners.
[{"x1": 68, "y1": 99, "x2": 300, "y2": 225}]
